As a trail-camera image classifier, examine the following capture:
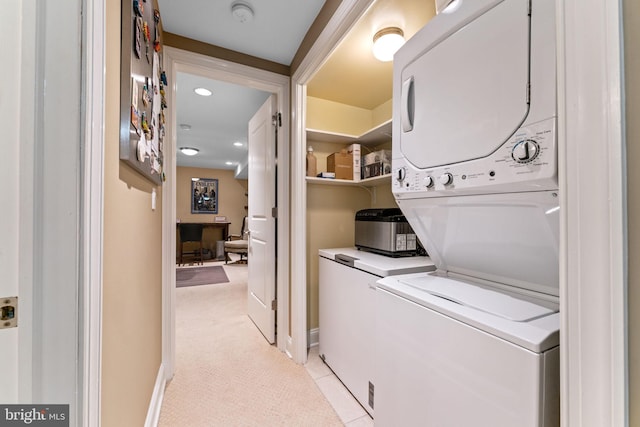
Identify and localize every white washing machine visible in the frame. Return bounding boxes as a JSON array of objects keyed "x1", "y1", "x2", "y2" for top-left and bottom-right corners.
[{"x1": 375, "y1": 0, "x2": 560, "y2": 426}]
